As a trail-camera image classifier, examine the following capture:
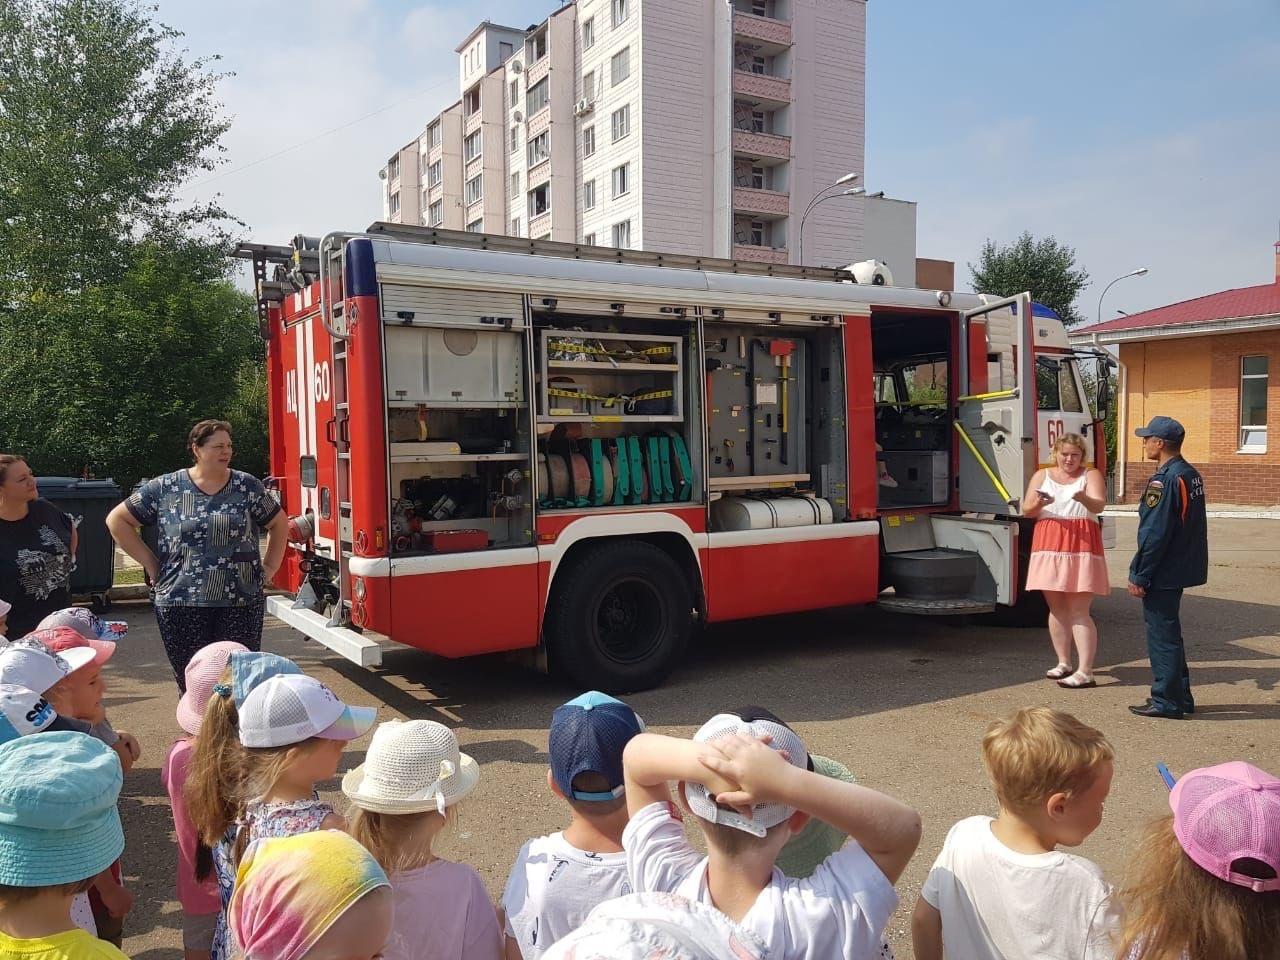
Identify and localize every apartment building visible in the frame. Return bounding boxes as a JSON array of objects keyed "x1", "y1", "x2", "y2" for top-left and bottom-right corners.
[{"x1": 380, "y1": 0, "x2": 868, "y2": 267}]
